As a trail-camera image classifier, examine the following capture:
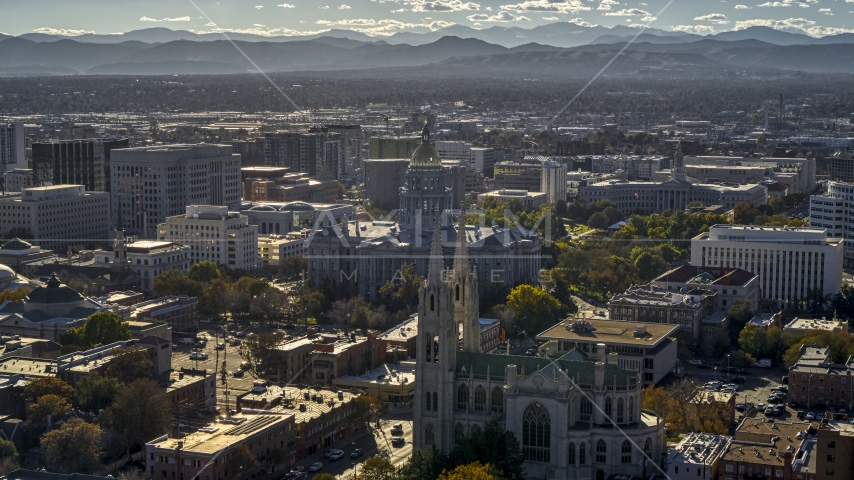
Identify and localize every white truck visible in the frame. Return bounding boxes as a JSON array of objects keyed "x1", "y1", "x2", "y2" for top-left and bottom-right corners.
[
  {"x1": 754, "y1": 359, "x2": 772, "y2": 368},
  {"x1": 179, "y1": 337, "x2": 195, "y2": 345}
]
